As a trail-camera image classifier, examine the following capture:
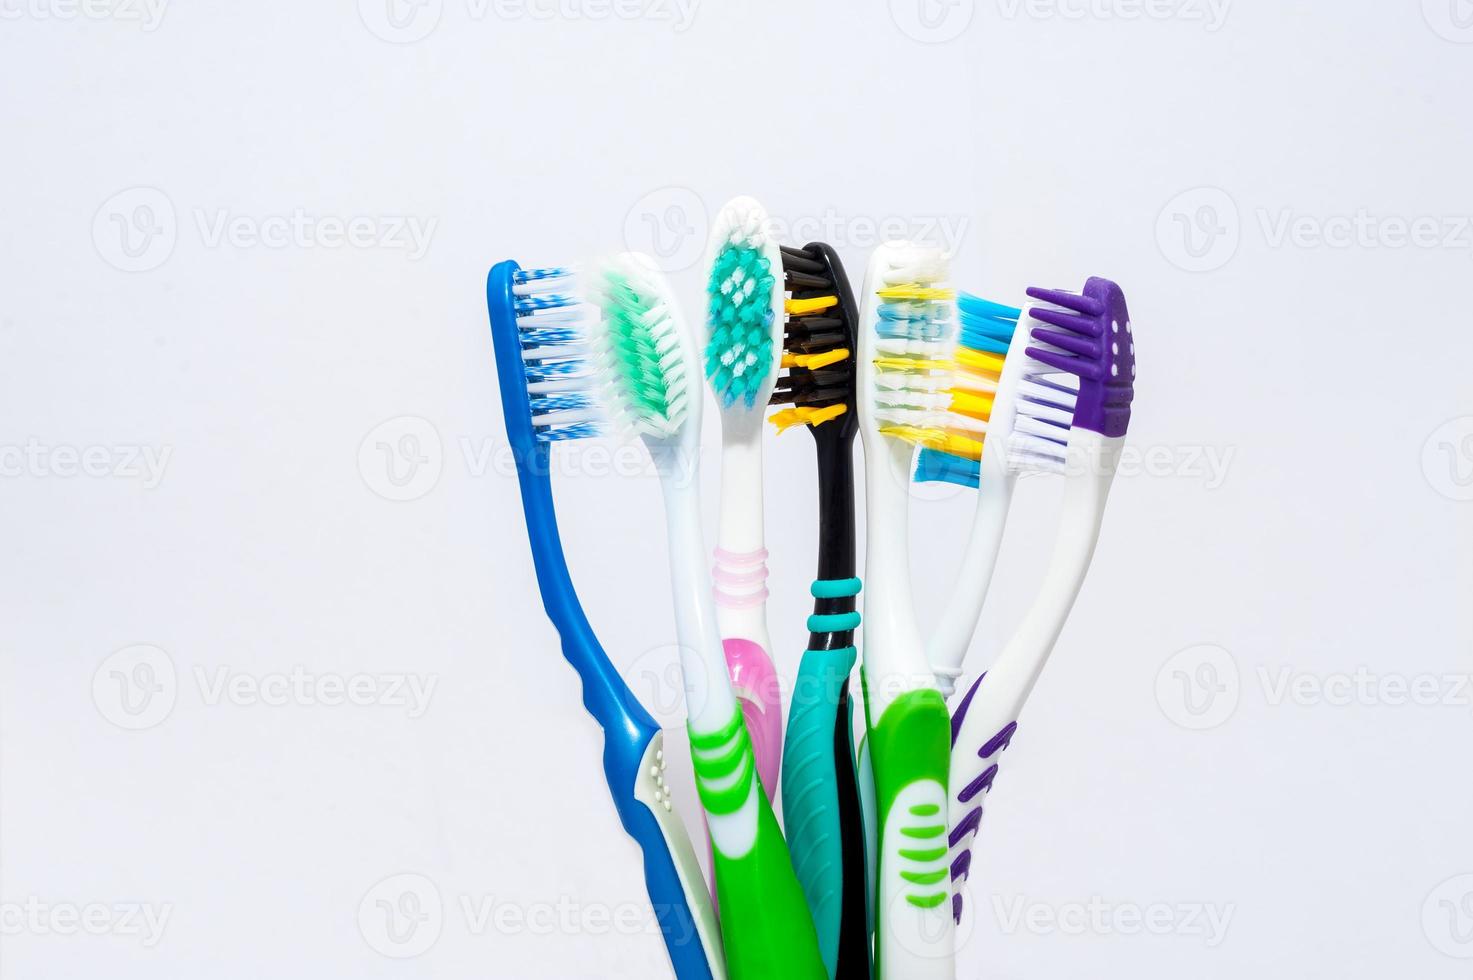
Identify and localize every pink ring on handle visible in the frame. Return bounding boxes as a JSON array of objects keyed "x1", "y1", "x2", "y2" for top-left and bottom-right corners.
[
  {"x1": 712, "y1": 546, "x2": 769, "y2": 567},
  {"x1": 711, "y1": 564, "x2": 769, "y2": 587},
  {"x1": 712, "y1": 586, "x2": 769, "y2": 610}
]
